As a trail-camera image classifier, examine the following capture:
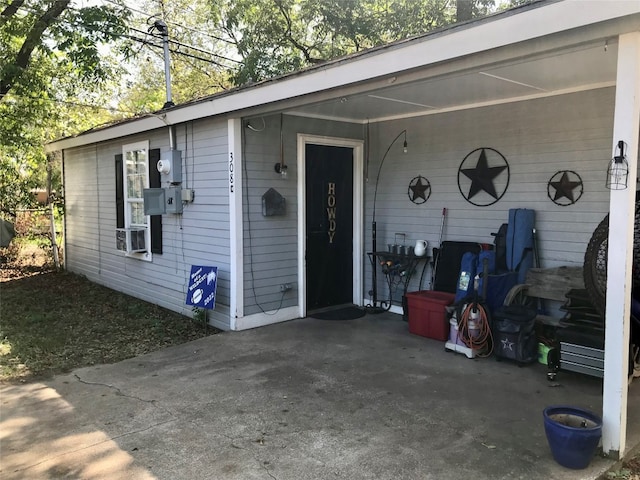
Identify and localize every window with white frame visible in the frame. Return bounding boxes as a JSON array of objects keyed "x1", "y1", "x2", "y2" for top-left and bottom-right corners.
[{"x1": 122, "y1": 141, "x2": 151, "y2": 260}]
